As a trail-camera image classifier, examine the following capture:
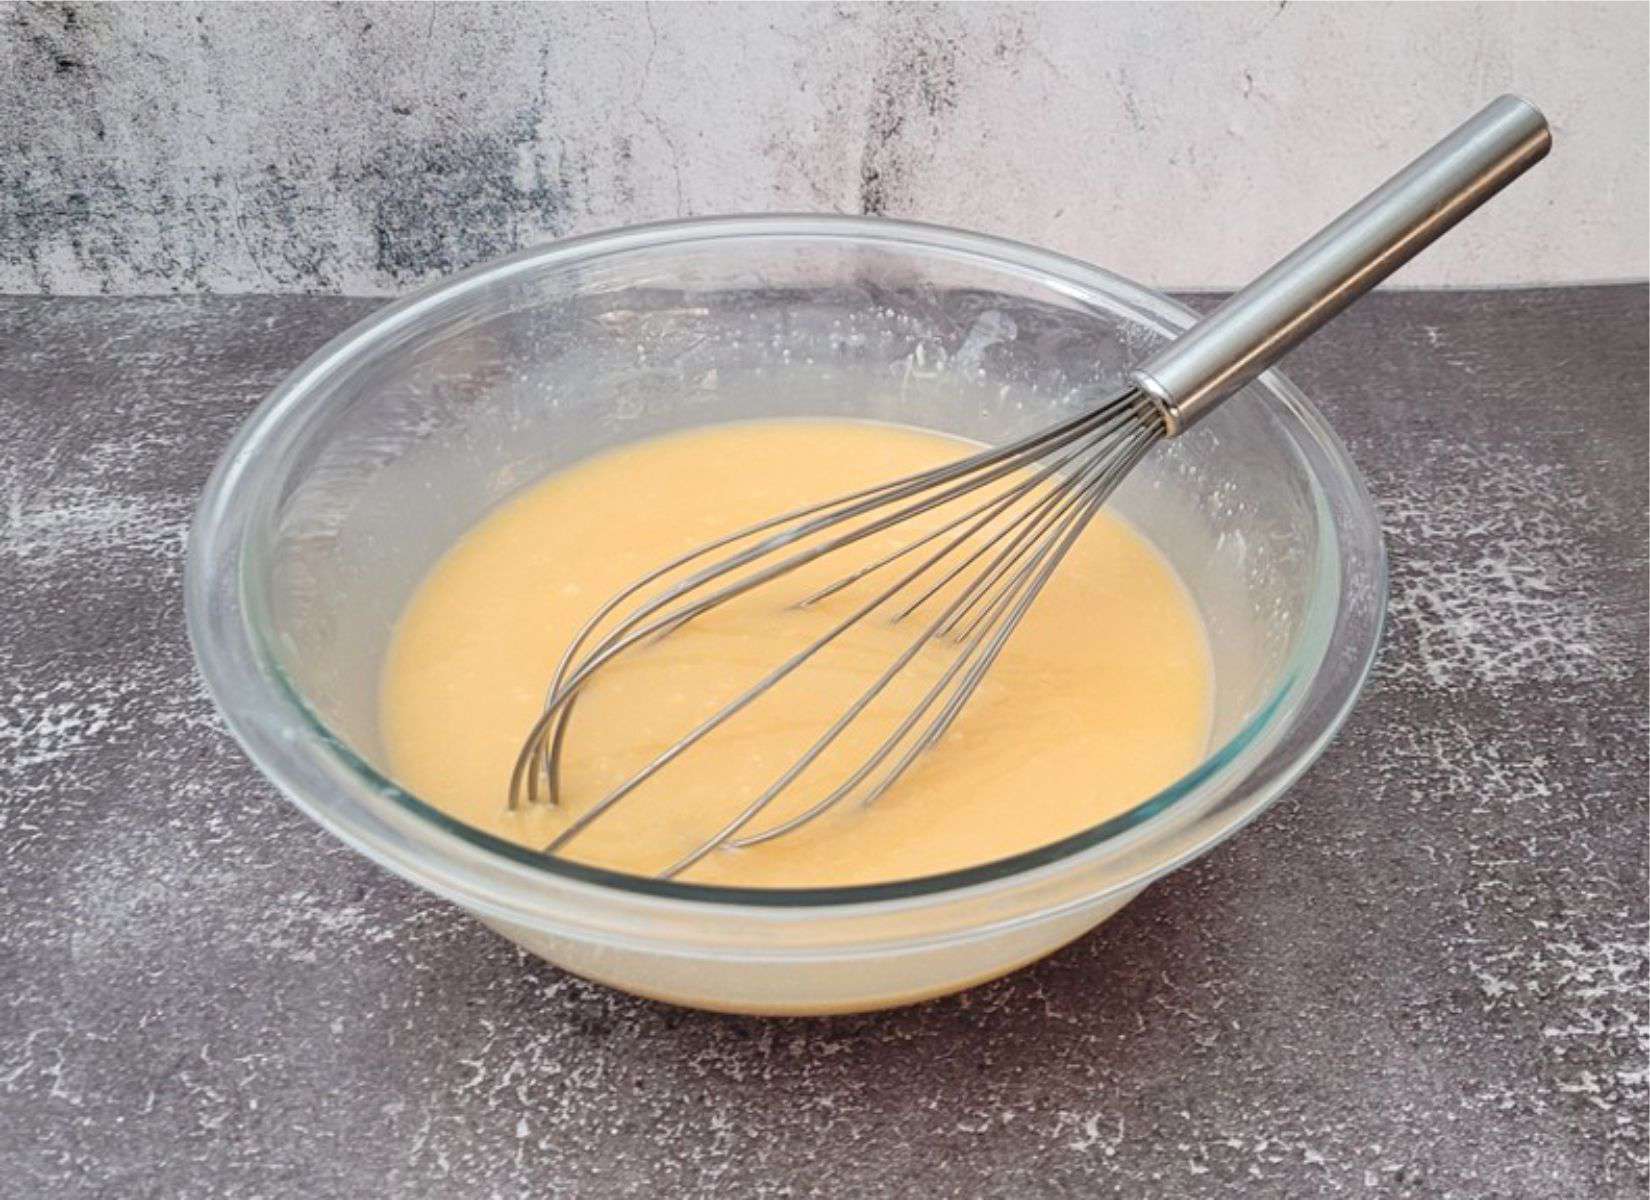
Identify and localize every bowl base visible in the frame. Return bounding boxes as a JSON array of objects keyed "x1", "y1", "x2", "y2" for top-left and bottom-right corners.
[{"x1": 477, "y1": 886, "x2": 1145, "y2": 1016}]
